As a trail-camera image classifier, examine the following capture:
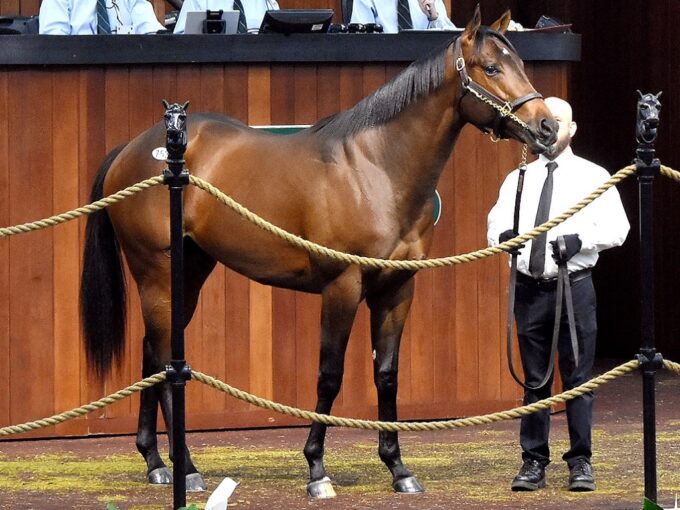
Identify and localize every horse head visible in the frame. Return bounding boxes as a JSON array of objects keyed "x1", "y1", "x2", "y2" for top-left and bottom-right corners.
[
  {"x1": 454, "y1": 6, "x2": 558, "y2": 154},
  {"x1": 162, "y1": 100, "x2": 190, "y2": 157},
  {"x1": 635, "y1": 90, "x2": 662, "y2": 145}
]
